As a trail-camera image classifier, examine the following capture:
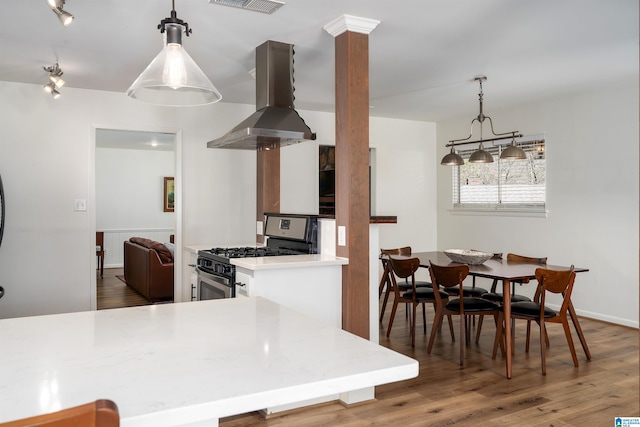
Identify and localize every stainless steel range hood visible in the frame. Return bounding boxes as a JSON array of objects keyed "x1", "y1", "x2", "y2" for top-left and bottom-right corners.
[{"x1": 207, "y1": 40, "x2": 316, "y2": 150}]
